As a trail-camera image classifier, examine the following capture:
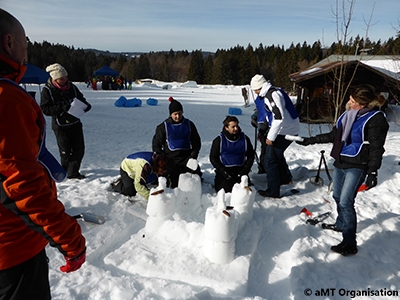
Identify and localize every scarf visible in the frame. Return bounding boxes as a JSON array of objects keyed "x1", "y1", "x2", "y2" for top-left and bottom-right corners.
[
  {"x1": 331, "y1": 107, "x2": 373, "y2": 161},
  {"x1": 52, "y1": 79, "x2": 70, "y2": 91}
]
